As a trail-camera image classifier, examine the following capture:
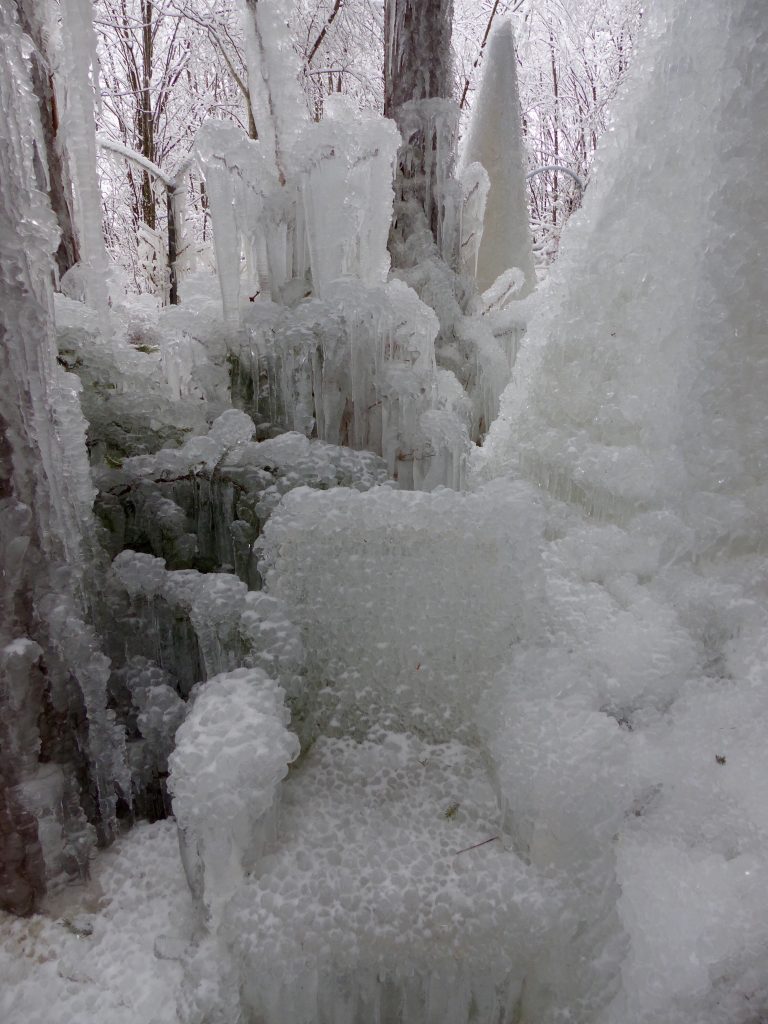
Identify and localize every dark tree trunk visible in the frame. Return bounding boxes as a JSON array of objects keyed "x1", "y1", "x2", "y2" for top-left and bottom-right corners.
[
  {"x1": 139, "y1": 0, "x2": 156, "y2": 230},
  {"x1": 383, "y1": 0, "x2": 454, "y2": 117},
  {"x1": 15, "y1": 0, "x2": 80, "y2": 280},
  {"x1": 166, "y1": 187, "x2": 178, "y2": 306},
  {"x1": 383, "y1": 0, "x2": 459, "y2": 267}
]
